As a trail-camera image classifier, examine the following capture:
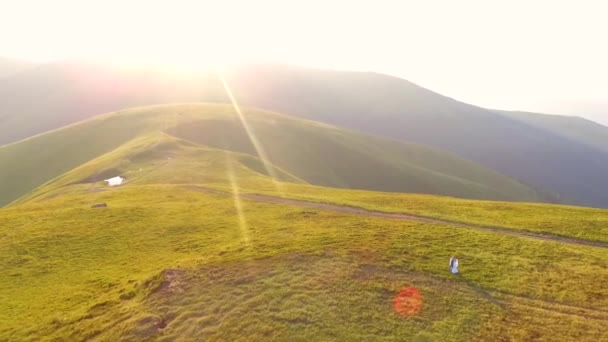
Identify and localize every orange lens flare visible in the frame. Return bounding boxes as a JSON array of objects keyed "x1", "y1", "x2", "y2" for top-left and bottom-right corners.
[{"x1": 393, "y1": 287, "x2": 423, "y2": 316}]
